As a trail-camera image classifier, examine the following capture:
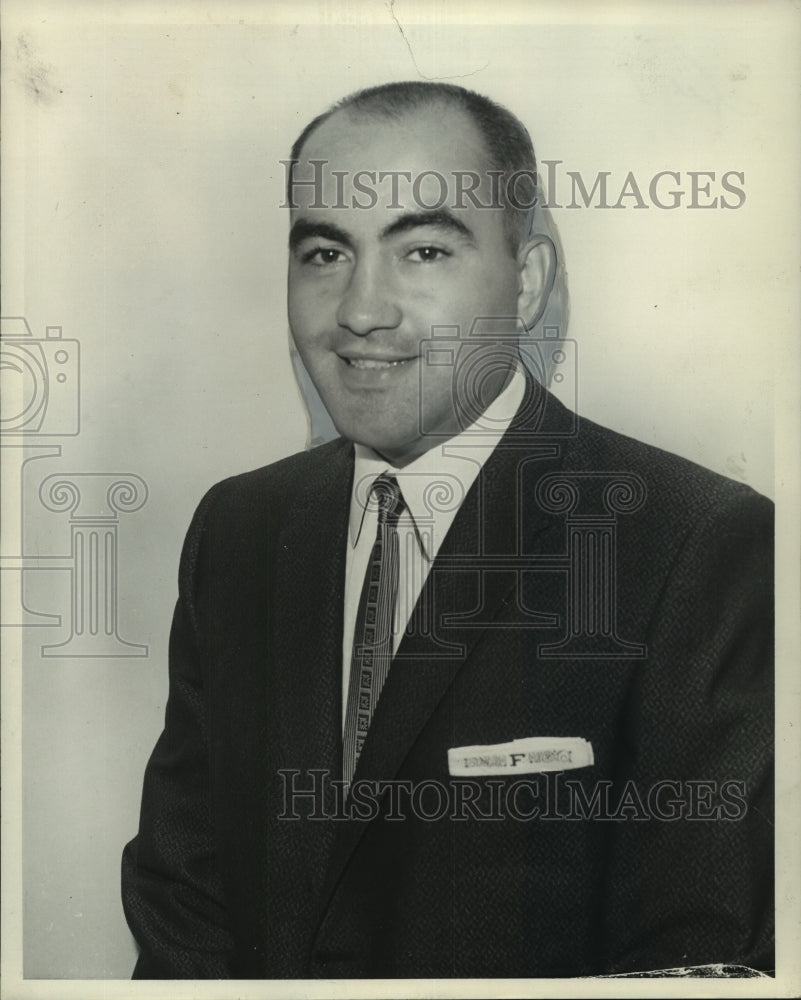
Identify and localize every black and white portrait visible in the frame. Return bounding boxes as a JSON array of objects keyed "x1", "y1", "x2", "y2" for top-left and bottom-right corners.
[{"x1": 1, "y1": 2, "x2": 798, "y2": 997}]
